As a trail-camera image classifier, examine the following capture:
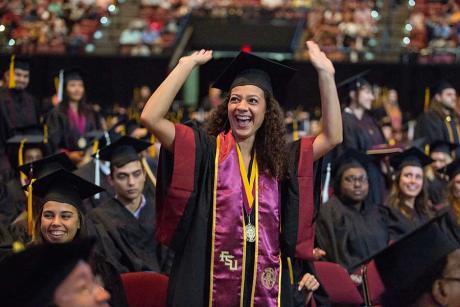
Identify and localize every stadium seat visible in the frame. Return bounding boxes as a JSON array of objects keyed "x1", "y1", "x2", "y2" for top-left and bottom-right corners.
[{"x1": 121, "y1": 272, "x2": 169, "y2": 307}]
